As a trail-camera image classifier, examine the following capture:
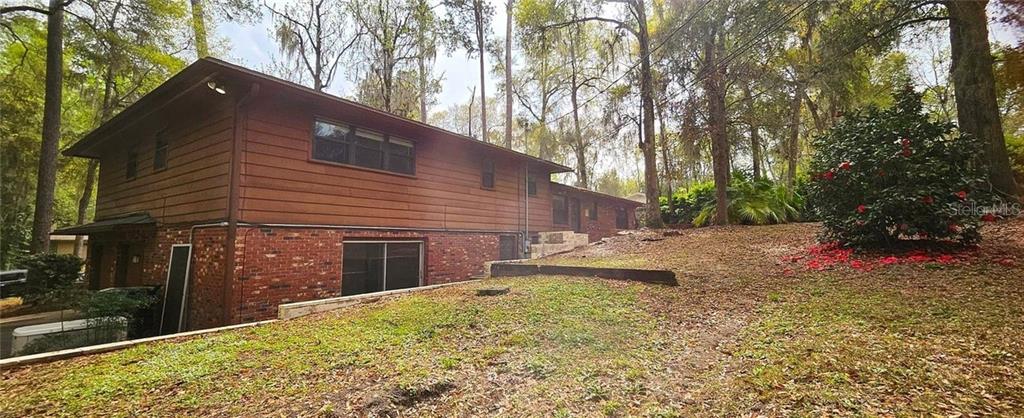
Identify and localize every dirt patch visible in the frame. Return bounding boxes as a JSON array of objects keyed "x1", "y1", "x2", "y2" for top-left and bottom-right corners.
[{"x1": 359, "y1": 380, "x2": 455, "y2": 417}]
